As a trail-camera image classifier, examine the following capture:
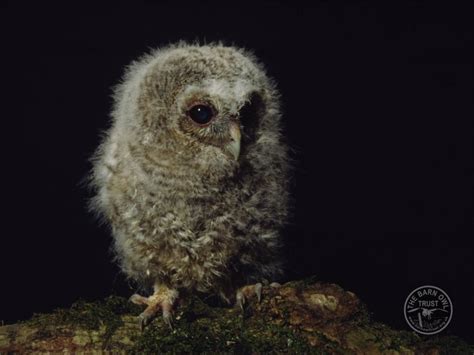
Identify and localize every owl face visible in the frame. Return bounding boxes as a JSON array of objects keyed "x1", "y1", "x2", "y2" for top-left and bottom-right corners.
[
  {"x1": 176, "y1": 78, "x2": 261, "y2": 161},
  {"x1": 137, "y1": 46, "x2": 268, "y2": 165}
]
